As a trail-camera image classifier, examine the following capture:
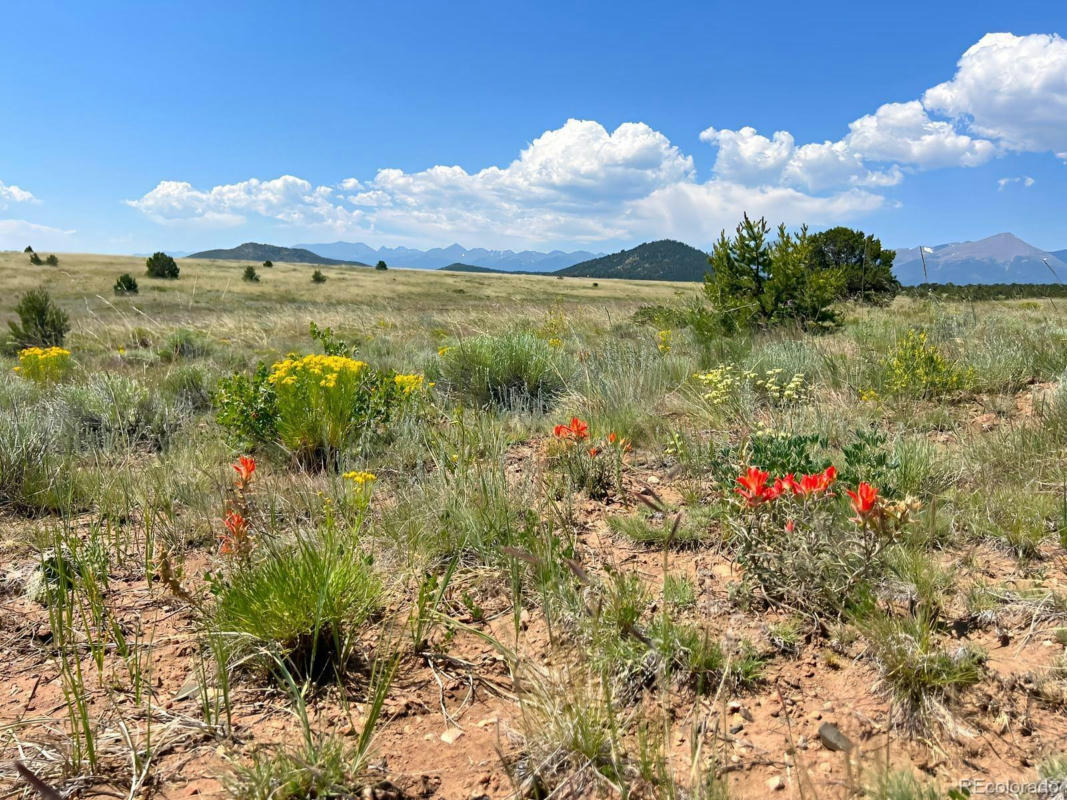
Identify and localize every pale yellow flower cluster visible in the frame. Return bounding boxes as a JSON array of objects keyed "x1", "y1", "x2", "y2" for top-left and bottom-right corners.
[
  {"x1": 693, "y1": 364, "x2": 745, "y2": 405},
  {"x1": 694, "y1": 364, "x2": 809, "y2": 406}
]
